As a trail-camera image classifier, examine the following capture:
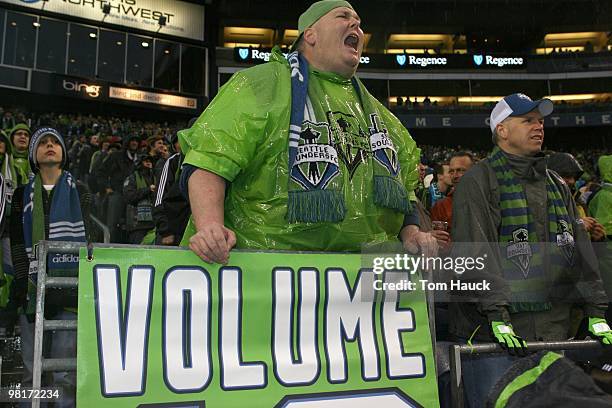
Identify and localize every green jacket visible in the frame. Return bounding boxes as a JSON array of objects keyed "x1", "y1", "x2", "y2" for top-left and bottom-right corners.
[
  {"x1": 8, "y1": 124, "x2": 31, "y2": 184},
  {"x1": 179, "y1": 48, "x2": 420, "y2": 252},
  {"x1": 589, "y1": 155, "x2": 612, "y2": 234}
]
